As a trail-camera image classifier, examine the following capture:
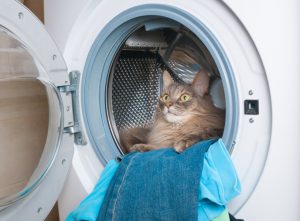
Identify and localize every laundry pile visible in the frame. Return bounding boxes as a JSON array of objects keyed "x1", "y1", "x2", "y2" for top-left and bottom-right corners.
[{"x1": 67, "y1": 139, "x2": 242, "y2": 221}]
